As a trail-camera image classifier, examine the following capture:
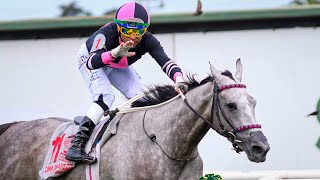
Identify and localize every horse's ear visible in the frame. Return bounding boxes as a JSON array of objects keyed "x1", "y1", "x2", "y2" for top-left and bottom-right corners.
[
  {"x1": 209, "y1": 61, "x2": 223, "y2": 80},
  {"x1": 235, "y1": 58, "x2": 243, "y2": 82}
]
